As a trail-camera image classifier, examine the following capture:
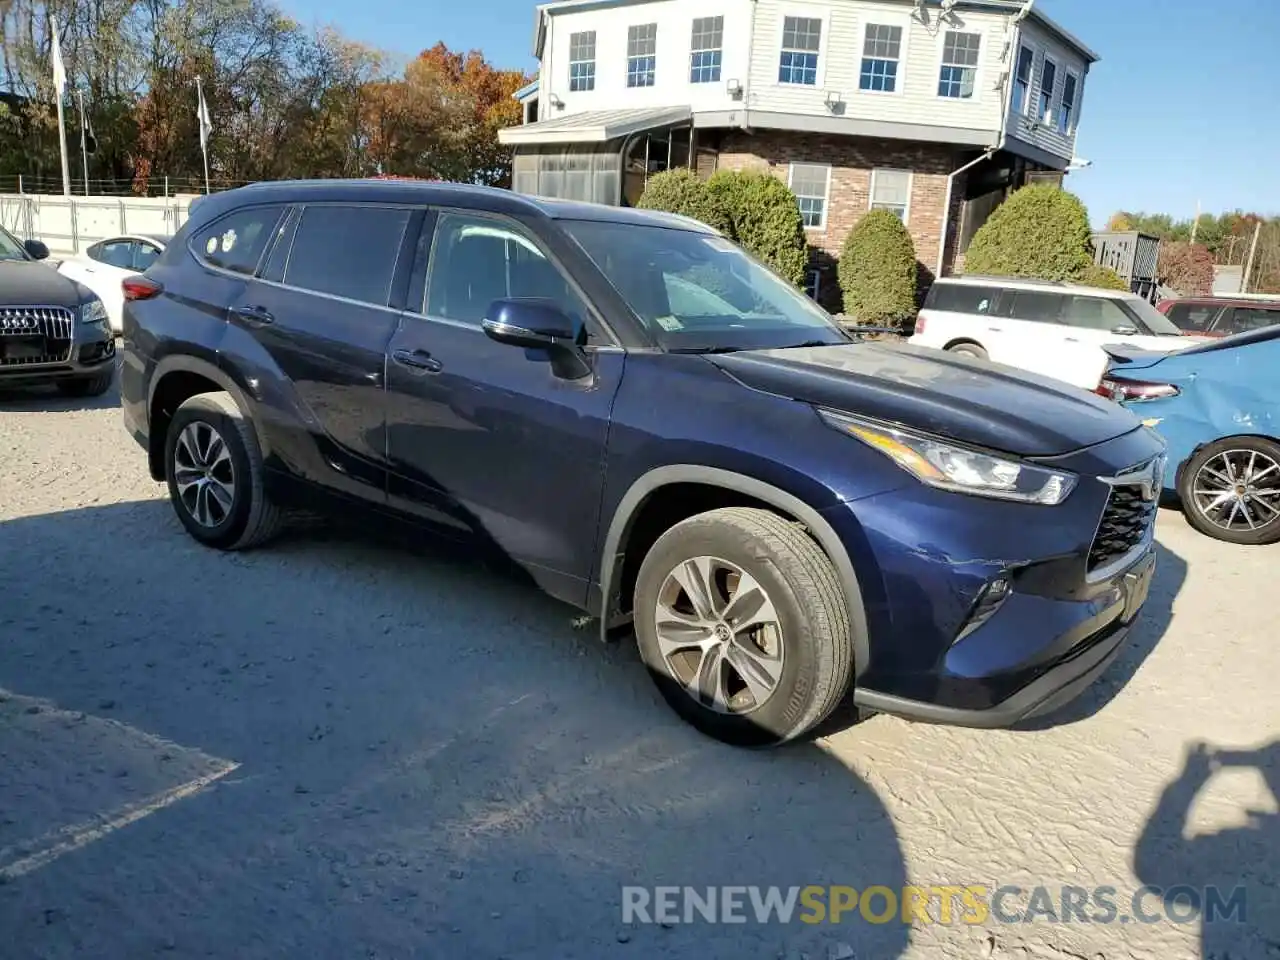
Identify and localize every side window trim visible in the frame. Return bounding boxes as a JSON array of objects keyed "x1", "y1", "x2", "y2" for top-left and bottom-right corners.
[
  {"x1": 260, "y1": 205, "x2": 301, "y2": 283},
  {"x1": 388, "y1": 208, "x2": 428, "y2": 312},
  {"x1": 277, "y1": 202, "x2": 413, "y2": 308},
  {"x1": 417, "y1": 206, "x2": 619, "y2": 347}
]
